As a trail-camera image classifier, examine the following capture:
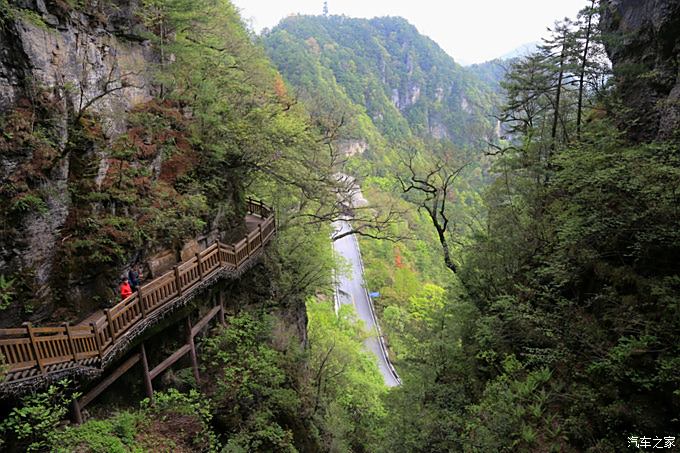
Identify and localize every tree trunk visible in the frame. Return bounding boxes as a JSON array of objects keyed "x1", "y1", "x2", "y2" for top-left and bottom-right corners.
[
  {"x1": 550, "y1": 39, "x2": 566, "y2": 157},
  {"x1": 430, "y1": 214, "x2": 457, "y2": 273},
  {"x1": 576, "y1": 0, "x2": 595, "y2": 141}
]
